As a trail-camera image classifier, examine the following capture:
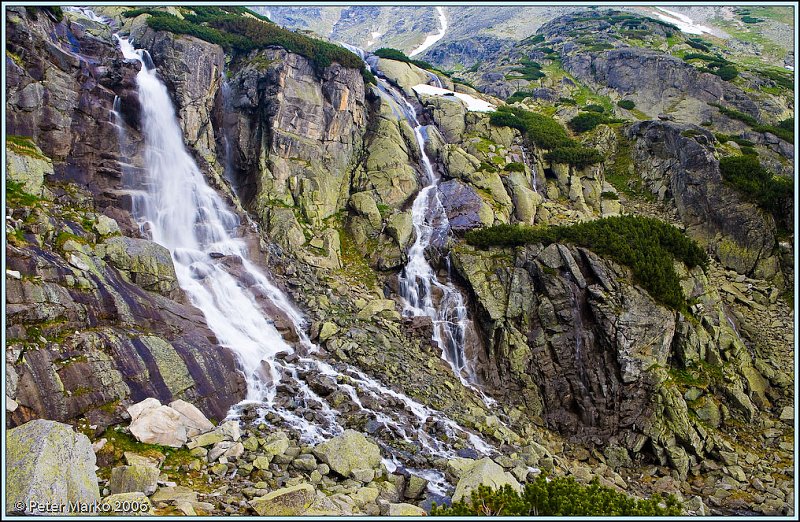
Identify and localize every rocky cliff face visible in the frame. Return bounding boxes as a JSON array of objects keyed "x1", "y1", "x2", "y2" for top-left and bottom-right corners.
[
  {"x1": 628, "y1": 121, "x2": 784, "y2": 284},
  {"x1": 219, "y1": 47, "x2": 367, "y2": 272},
  {"x1": 5, "y1": 7, "x2": 245, "y2": 429},
  {"x1": 451, "y1": 238, "x2": 791, "y2": 486}
]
